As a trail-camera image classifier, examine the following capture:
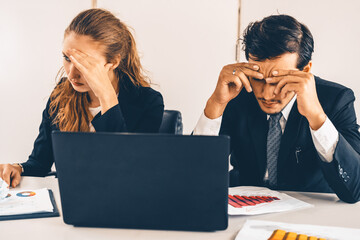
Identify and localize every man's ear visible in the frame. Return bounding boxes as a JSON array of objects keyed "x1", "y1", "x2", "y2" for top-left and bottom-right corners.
[{"x1": 302, "y1": 61, "x2": 312, "y2": 73}]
